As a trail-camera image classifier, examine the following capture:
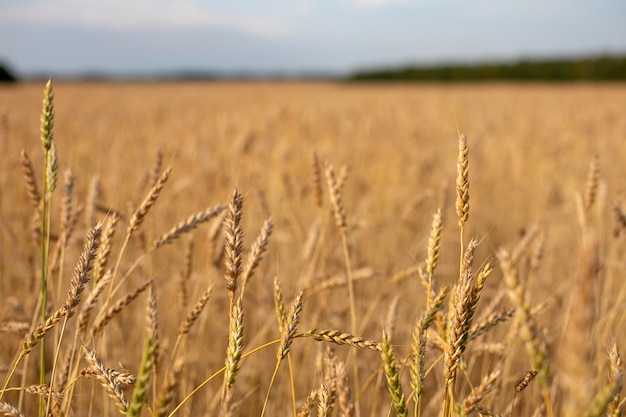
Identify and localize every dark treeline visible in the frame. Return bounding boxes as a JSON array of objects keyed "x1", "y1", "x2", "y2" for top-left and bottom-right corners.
[
  {"x1": 348, "y1": 55, "x2": 626, "y2": 82},
  {"x1": 3, "y1": 55, "x2": 625, "y2": 83},
  {"x1": 0, "y1": 62, "x2": 17, "y2": 82}
]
